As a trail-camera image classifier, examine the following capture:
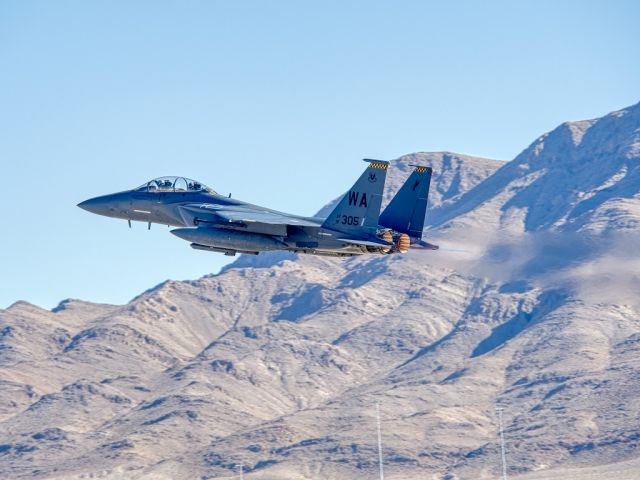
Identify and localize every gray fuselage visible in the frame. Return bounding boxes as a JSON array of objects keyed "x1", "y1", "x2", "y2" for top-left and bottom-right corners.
[{"x1": 78, "y1": 188, "x2": 375, "y2": 257}]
